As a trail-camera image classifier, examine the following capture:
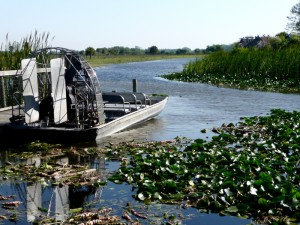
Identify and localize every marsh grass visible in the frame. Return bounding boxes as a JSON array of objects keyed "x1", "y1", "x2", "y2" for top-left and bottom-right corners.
[
  {"x1": 86, "y1": 54, "x2": 201, "y2": 67},
  {"x1": 0, "y1": 30, "x2": 52, "y2": 70},
  {"x1": 162, "y1": 46, "x2": 300, "y2": 93},
  {"x1": 0, "y1": 31, "x2": 53, "y2": 107}
]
